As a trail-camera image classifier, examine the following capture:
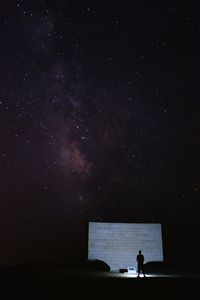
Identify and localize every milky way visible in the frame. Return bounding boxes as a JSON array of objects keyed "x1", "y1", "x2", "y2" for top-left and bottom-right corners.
[{"x1": 0, "y1": 0, "x2": 199, "y2": 264}]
